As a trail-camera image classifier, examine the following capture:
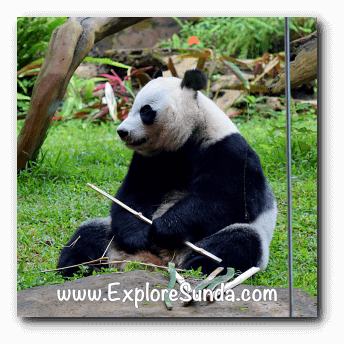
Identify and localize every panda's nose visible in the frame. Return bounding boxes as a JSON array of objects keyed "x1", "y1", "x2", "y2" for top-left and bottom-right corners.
[{"x1": 117, "y1": 129, "x2": 129, "y2": 139}]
